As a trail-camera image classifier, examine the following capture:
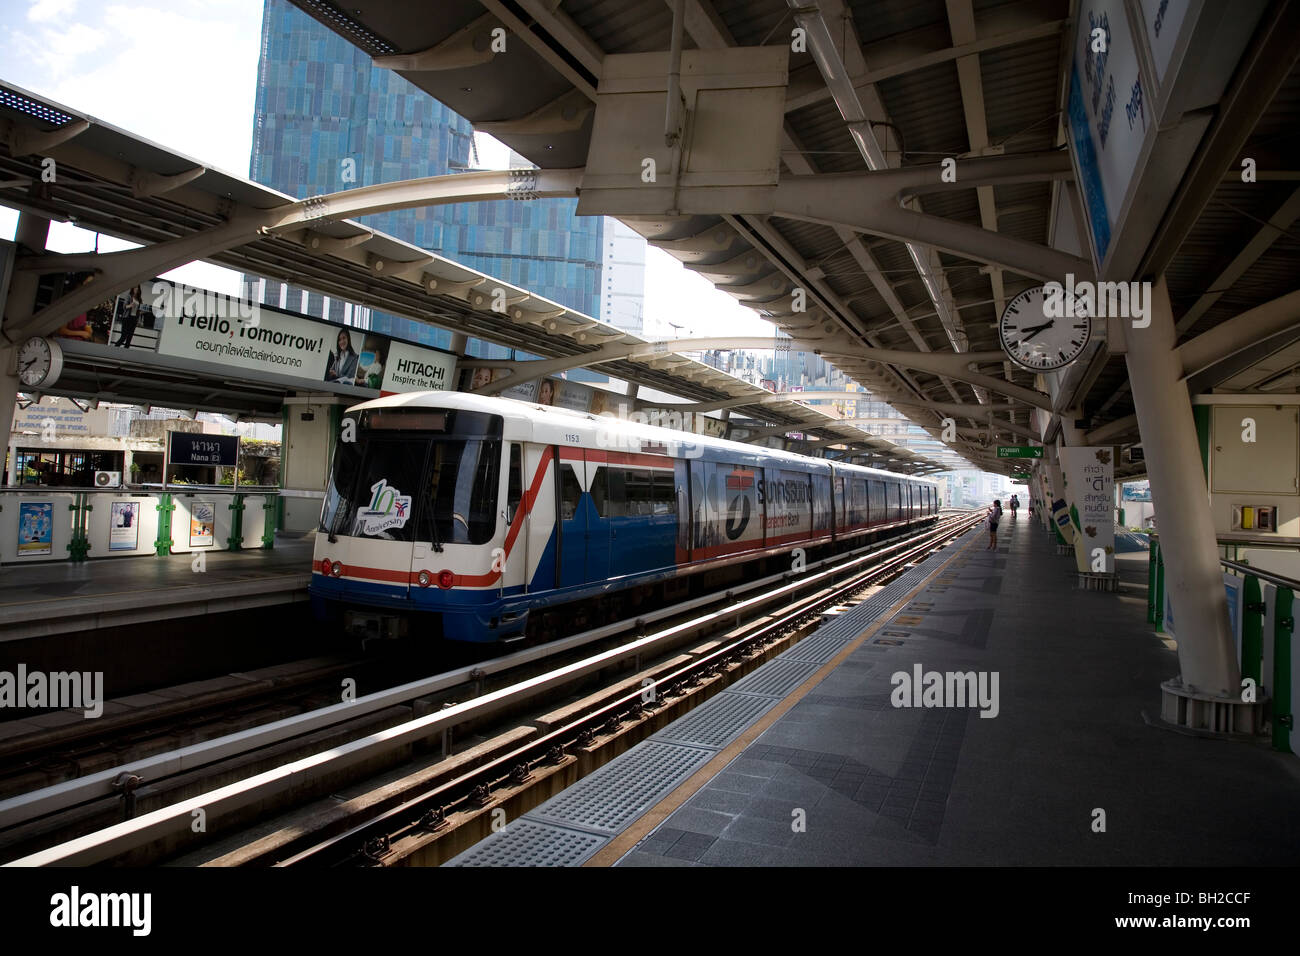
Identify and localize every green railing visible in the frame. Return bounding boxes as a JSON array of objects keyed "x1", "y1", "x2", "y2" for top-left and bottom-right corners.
[{"x1": 1149, "y1": 533, "x2": 1294, "y2": 753}]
